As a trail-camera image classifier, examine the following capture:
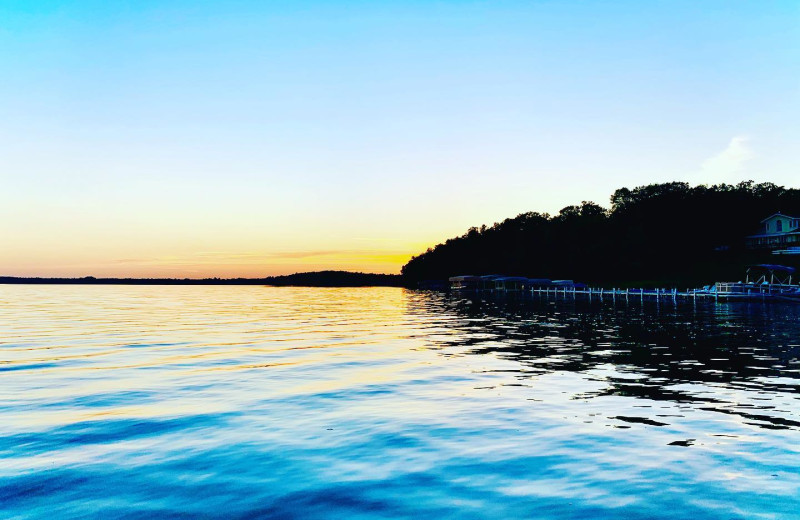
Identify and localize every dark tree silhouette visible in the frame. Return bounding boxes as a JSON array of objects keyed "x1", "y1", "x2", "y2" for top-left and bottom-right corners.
[
  {"x1": 0, "y1": 271, "x2": 405, "y2": 287},
  {"x1": 402, "y1": 181, "x2": 800, "y2": 287}
]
